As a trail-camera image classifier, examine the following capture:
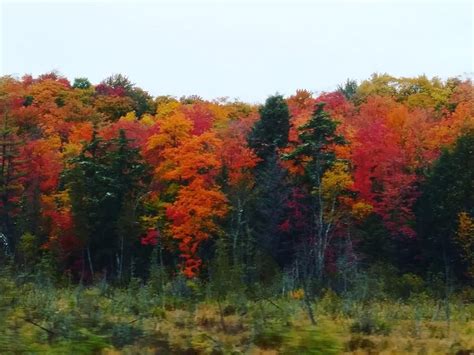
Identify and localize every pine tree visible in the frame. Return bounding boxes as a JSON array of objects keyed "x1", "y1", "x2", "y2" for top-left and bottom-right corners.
[
  {"x1": 64, "y1": 129, "x2": 151, "y2": 279},
  {"x1": 284, "y1": 103, "x2": 346, "y2": 323},
  {"x1": 246, "y1": 95, "x2": 290, "y2": 281},
  {"x1": 417, "y1": 131, "x2": 474, "y2": 280},
  {"x1": 248, "y1": 94, "x2": 290, "y2": 159}
]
